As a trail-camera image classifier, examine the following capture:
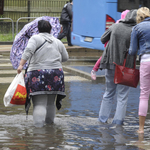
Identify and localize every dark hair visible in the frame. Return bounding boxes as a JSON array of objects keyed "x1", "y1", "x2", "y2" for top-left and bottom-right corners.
[
  {"x1": 38, "y1": 20, "x2": 52, "y2": 33},
  {"x1": 70, "y1": 0, "x2": 73, "y2": 2}
]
